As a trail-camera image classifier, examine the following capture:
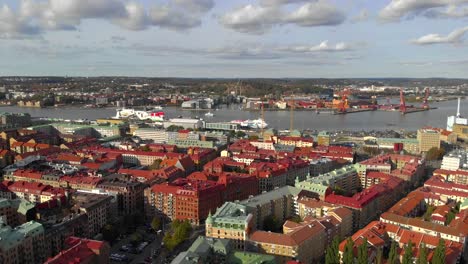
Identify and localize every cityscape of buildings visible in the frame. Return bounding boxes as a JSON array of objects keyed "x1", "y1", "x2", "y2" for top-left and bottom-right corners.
[
  {"x1": 0, "y1": 0, "x2": 468, "y2": 263},
  {"x1": 0, "y1": 91, "x2": 465, "y2": 264}
]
